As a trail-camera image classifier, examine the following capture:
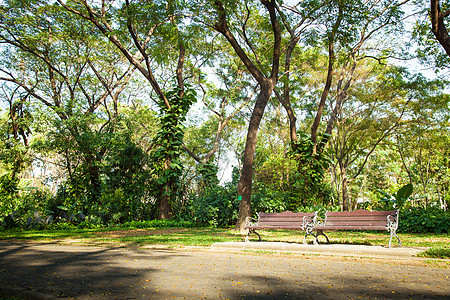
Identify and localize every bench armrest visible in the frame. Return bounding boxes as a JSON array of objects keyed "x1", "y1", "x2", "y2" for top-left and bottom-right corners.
[
  {"x1": 244, "y1": 216, "x2": 259, "y2": 227},
  {"x1": 302, "y1": 215, "x2": 315, "y2": 229},
  {"x1": 386, "y1": 211, "x2": 399, "y2": 230},
  {"x1": 313, "y1": 214, "x2": 326, "y2": 227}
]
